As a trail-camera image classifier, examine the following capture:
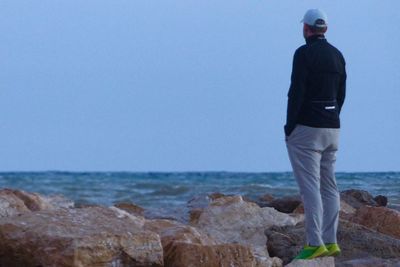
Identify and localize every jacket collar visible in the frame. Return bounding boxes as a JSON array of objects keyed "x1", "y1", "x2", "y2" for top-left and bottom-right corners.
[{"x1": 305, "y1": 34, "x2": 326, "y2": 45}]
